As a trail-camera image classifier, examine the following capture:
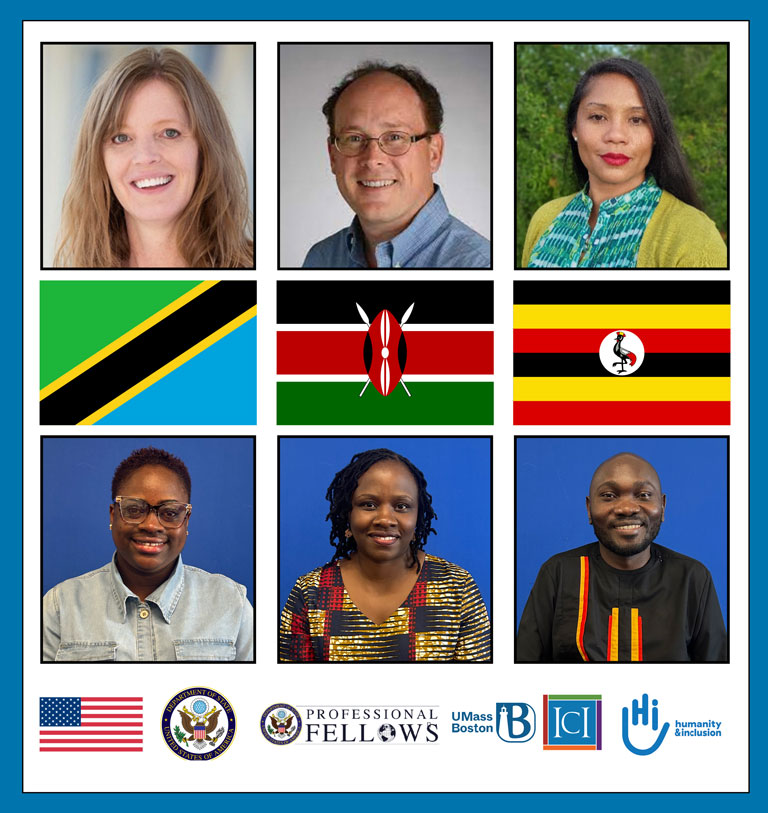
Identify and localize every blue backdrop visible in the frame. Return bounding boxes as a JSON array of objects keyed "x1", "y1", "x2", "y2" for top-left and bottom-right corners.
[
  {"x1": 279, "y1": 436, "x2": 492, "y2": 618},
  {"x1": 42, "y1": 436, "x2": 254, "y2": 601},
  {"x1": 515, "y1": 436, "x2": 728, "y2": 629}
]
